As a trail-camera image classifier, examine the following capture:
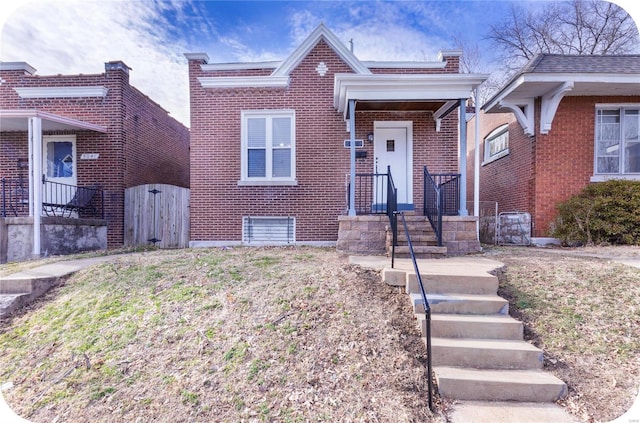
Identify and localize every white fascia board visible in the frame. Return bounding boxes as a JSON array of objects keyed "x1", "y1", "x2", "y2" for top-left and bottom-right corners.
[
  {"x1": 198, "y1": 76, "x2": 289, "y2": 88},
  {"x1": 523, "y1": 73, "x2": 640, "y2": 84},
  {"x1": 14, "y1": 86, "x2": 109, "y2": 98},
  {"x1": 0, "y1": 109, "x2": 108, "y2": 133},
  {"x1": 483, "y1": 75, "x2": 525, "y2": 112},
  {"x1": 362, "y1": 61, "x2": 446, "y2": 69},
  {"x1": 201, "y1": 61, "x2": 282, "y2": 71},
  {"x1": 334, "y1": 73, "x2": 488, "y2": 112},
  {"x1": 273, "y1": 23, "x2": 371, "y2": 76}
]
